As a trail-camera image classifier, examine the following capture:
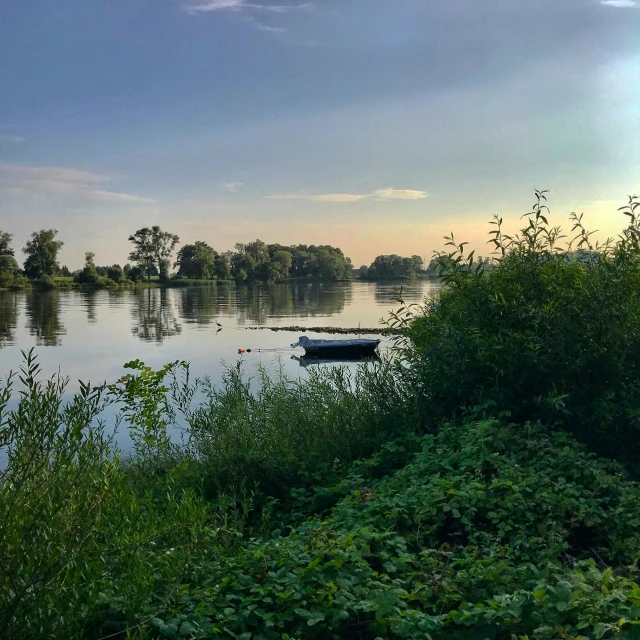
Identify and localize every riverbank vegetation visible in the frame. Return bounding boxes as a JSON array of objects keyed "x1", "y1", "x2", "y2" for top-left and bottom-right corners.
[
  {"x1": 0, "y1": 226, "x2": 354, "y2": 291},
  {"x1": 359, "y1": 253, "x2": 493, "y2": 281},
  {"x1": 2, "y1": 192, "x2": 640, "y2": 639}
]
